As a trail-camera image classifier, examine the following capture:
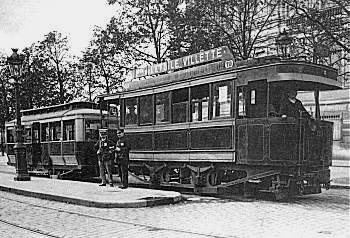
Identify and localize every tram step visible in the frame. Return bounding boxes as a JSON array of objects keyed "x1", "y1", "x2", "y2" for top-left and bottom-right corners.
[
  {"x1": 194, "y1": 186, "x2": 218, "y2": 194},
  {"x1": 216, "y1": 170, "x2": 280, "y2": 188},
  {"x1": 258, "y1": 189, "x2": 273, "y2": 193},
  {"x1": 28, "y1": 170, "x2": 49, "y2": 176}
]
